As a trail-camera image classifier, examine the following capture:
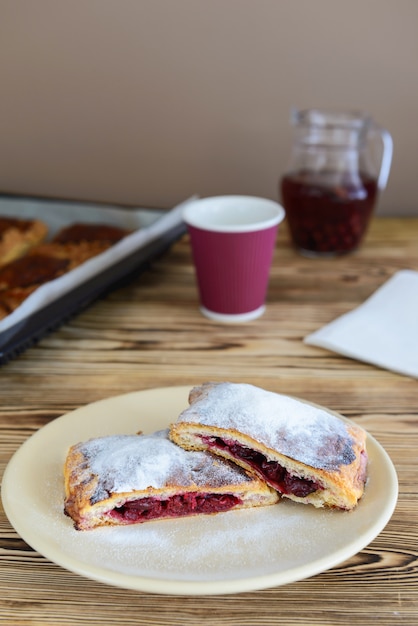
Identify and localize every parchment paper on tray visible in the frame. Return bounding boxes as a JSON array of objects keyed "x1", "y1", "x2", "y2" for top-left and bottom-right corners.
[{"x1": 0, "y1": 196, "x2": 191, "y2": 362}]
